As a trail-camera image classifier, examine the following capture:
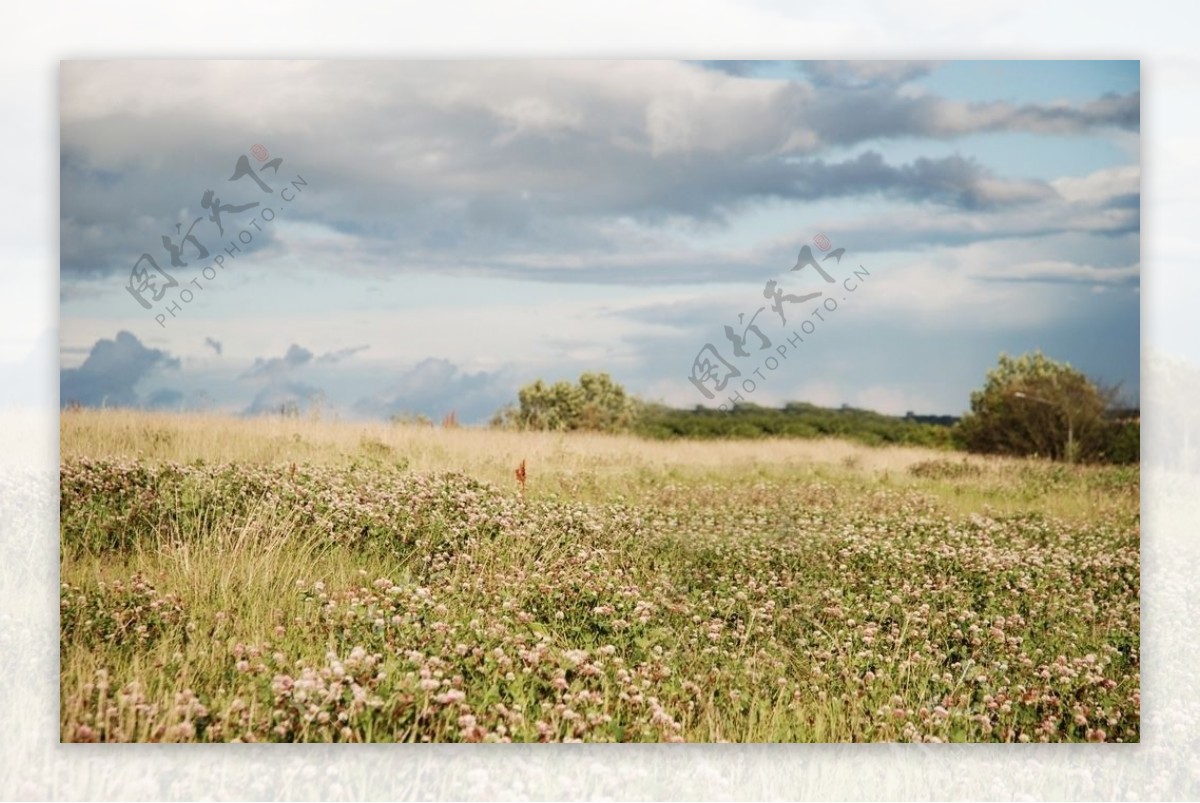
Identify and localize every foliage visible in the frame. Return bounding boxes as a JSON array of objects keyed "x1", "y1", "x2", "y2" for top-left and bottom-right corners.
[
  {"x1": 633, "y1": 402, "x2": 956, "y2": 449},
  {"x1": 61, "y1": 453, "x2": 1139, "y2": 743},
  {"x1": 390, "y1": 411, "x2": 432, "y2": 427},
  {"x1": 908, "y1": 458, "x2": 984, "y2": 480},
  {"x1": 492, "y1": 373, "x2": 957, "y2": 446},
  {"x1": 1101, "y1": 419, "x2": 1140, "y2": 465},
  {"x1": 60, "y1": 574, "x2": 187, "y2": 651},
  {"x1": 492, "y1": 372, "x2": 638, "y2": 433},
  {"x1": 954, "y1": 351, "x2": 1131, "y2": 463}
]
